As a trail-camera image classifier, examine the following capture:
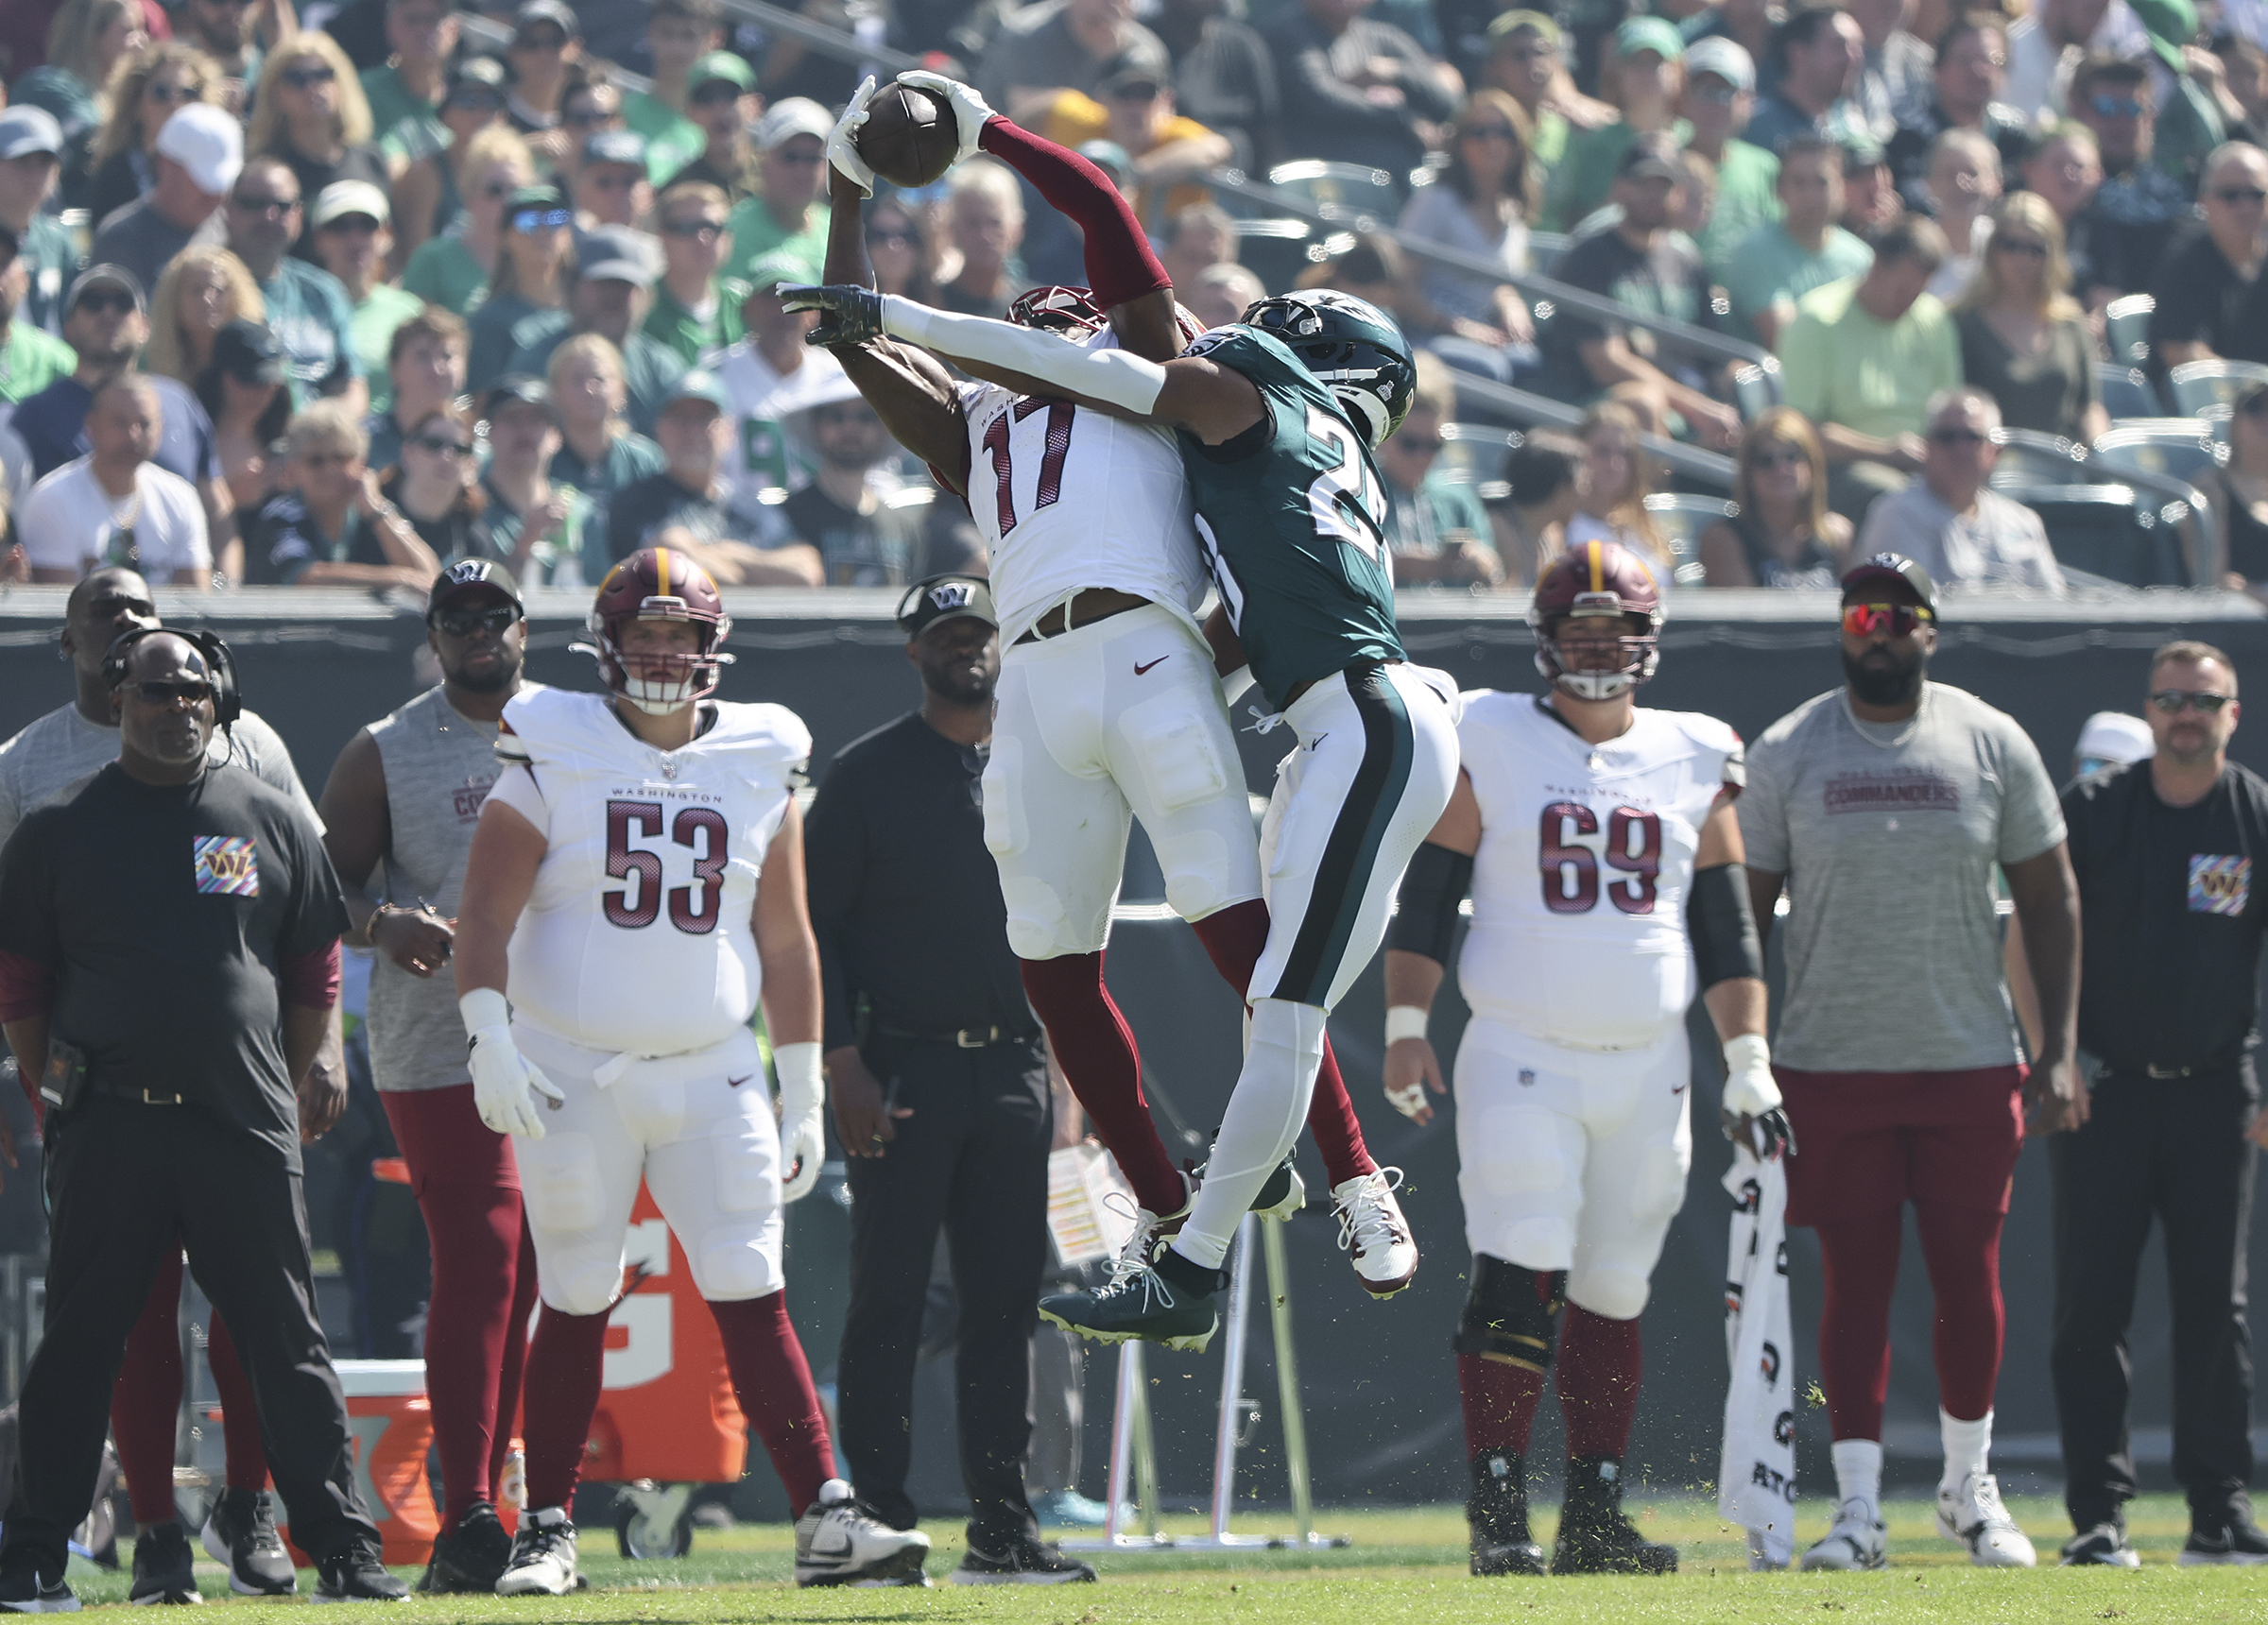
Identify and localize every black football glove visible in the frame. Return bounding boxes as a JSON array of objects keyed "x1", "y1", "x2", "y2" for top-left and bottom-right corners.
[{"x1": 777, "y1": 282, "x2": 885, "y2": 348}]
